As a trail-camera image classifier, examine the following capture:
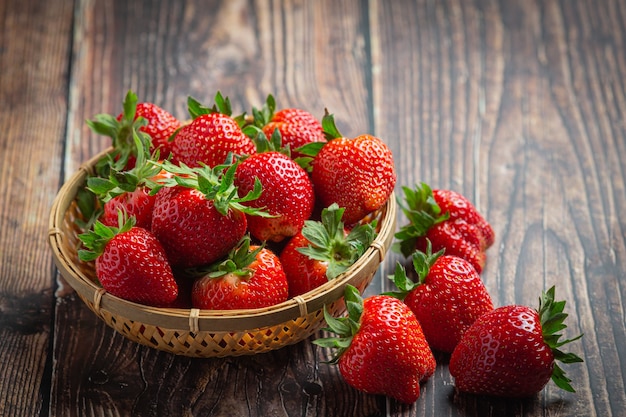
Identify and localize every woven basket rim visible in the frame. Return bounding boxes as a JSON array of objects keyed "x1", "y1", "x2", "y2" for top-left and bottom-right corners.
[{"x1": 48, "y1": 148, "x2": 397, "y2": 333}]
